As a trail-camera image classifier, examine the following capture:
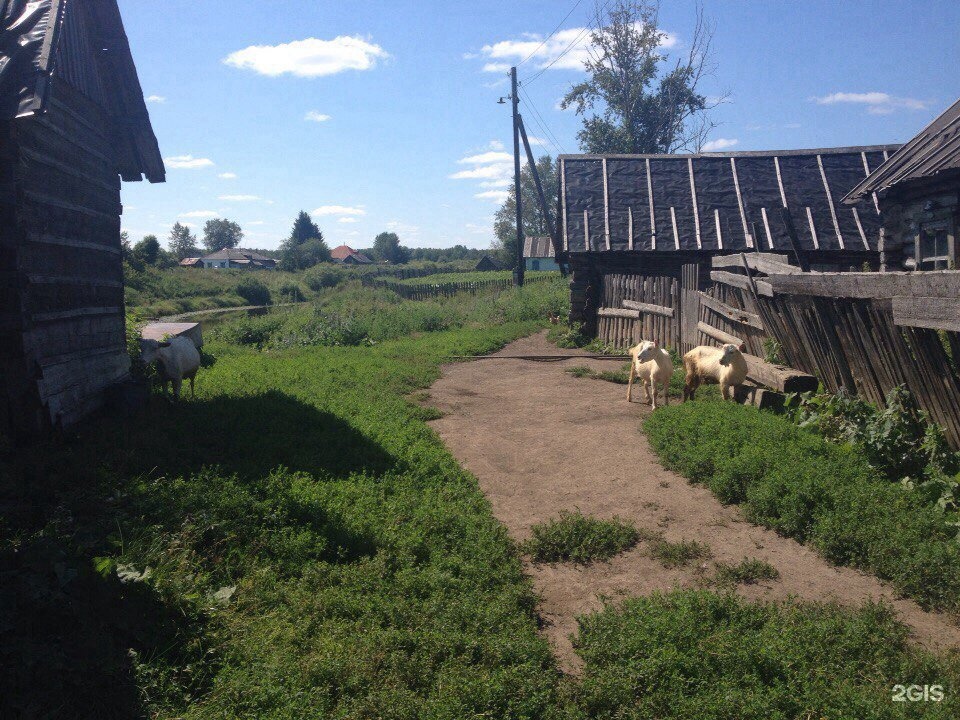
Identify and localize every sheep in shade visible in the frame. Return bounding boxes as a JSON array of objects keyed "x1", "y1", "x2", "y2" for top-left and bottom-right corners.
[
  {"x1": 626, "y1": 340, "x2": 674, "y2": 409},
  {"x1": 682, "y1": 343, "x2": 747, "y2": 402}
]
